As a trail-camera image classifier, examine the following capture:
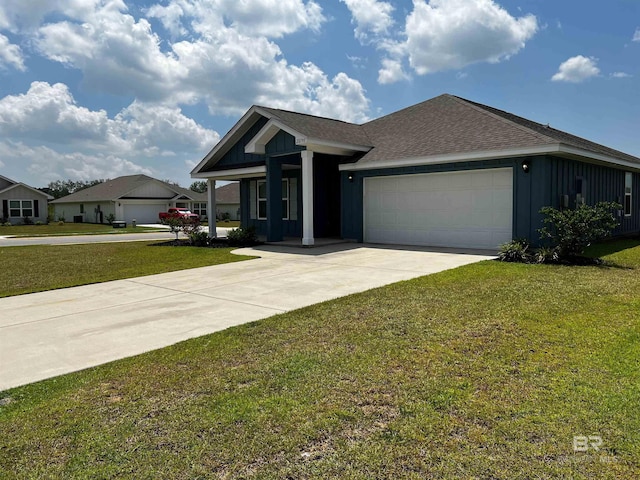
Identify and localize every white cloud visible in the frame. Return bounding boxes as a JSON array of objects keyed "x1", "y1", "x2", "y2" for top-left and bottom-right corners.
[
  {"x1": 611, "y1": 72, "x2": 632, "y2": 78},
  {"x1": 27, "y1": 0, "x2": 368, "y2": 121},
  {"x1": 378, "y1": 58, "x2": 409, "y2": 84},
  {"x1": 0, "y1": 34, "x2": 26, "y2": 71},
  {"x1": 0, "y1": 141, "x2": 153, "y2": 184},
  {"x1": 340, "y1": 0, "x2": 394, "y2": 43},
  {"x1": 341, "y1": 0, "x2": 537, "y2": 84},
  {"x1": 404, "y1": 0, "x2": 538, "y2": 75},
  {"x1": 0, "y1": 81, "x2": 219, "y2": 158},
  {"x1": 633, "y1": 28, "x2": 640, "y2": 42},
  {"x1": 551, "y1": 55, "x2": 600, "y2": 83}
]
